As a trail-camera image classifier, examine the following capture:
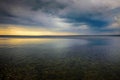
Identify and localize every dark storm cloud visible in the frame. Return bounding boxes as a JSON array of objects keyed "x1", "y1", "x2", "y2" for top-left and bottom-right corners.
[
  {"x1": 62, "y1": 14, "x2": 109, "y2": 28},
  {"x1": 0, "y1": 0, "x2": 66, "y2": 14}
]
